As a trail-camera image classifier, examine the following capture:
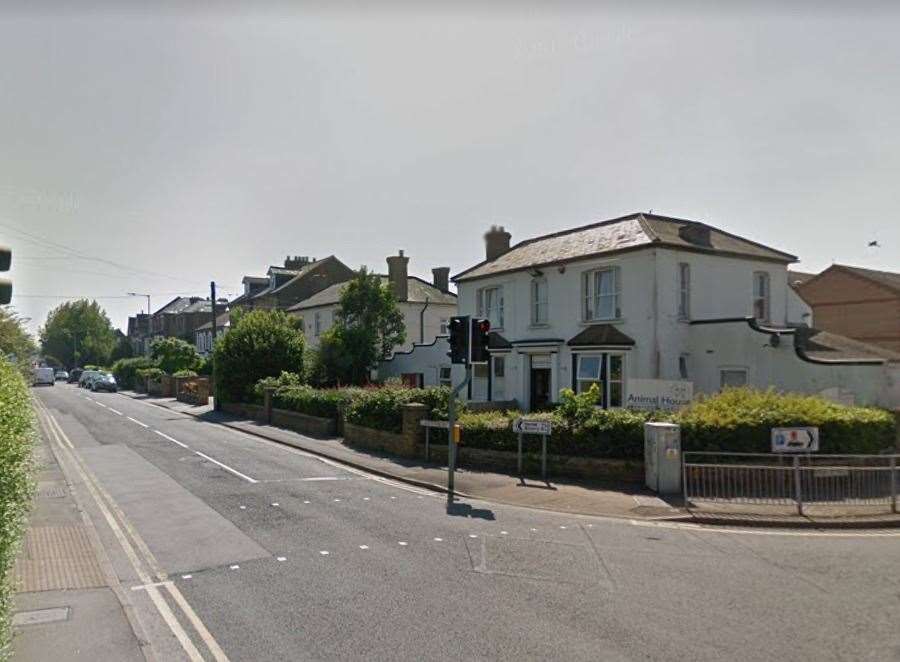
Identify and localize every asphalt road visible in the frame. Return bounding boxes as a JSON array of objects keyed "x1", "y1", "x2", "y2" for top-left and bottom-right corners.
[{"x1": 32, "y1": 384, "x2": 900, "y2": 662}]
